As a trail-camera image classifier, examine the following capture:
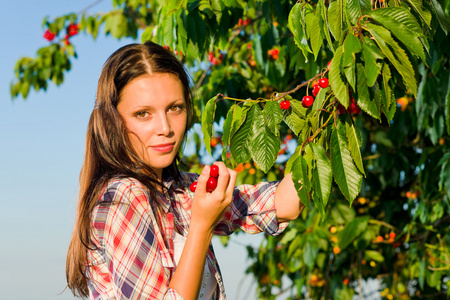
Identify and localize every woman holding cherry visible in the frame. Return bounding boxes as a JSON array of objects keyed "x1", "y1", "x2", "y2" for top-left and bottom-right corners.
[{"x1": 66, "y1": 41, "x2": 304, "y2": 300}]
